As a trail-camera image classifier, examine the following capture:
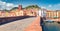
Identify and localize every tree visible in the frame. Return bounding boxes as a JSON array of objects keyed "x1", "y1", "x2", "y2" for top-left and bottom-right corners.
[
  {"x1": 11, "y1": 7, "x2": 18, "y2": 11},
  {"x1": 25, "y1": 5, "x2": 40, "y2": 9}
]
